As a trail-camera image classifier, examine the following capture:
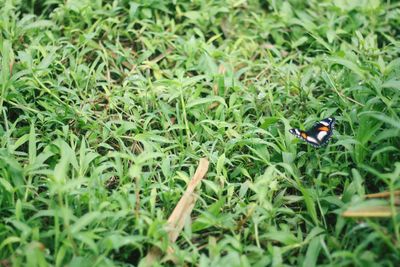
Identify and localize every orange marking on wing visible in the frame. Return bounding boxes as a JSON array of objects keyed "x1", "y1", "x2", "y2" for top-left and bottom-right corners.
[
  {"x1": 318, "y1": 126, "x2": 329, "y2": 131},
  {"x1": 301, "y1": 132, "x2": 307, "y2": 139}
]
